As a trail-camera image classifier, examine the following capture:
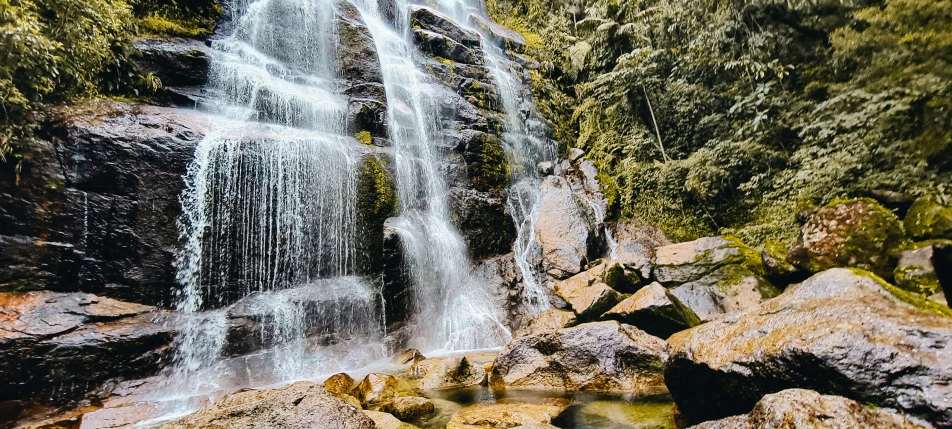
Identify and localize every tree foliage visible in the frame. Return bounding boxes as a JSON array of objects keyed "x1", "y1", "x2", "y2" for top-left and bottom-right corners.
[{"x1": 489, "y1": 0, "x2": 952, "y2": 244}]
